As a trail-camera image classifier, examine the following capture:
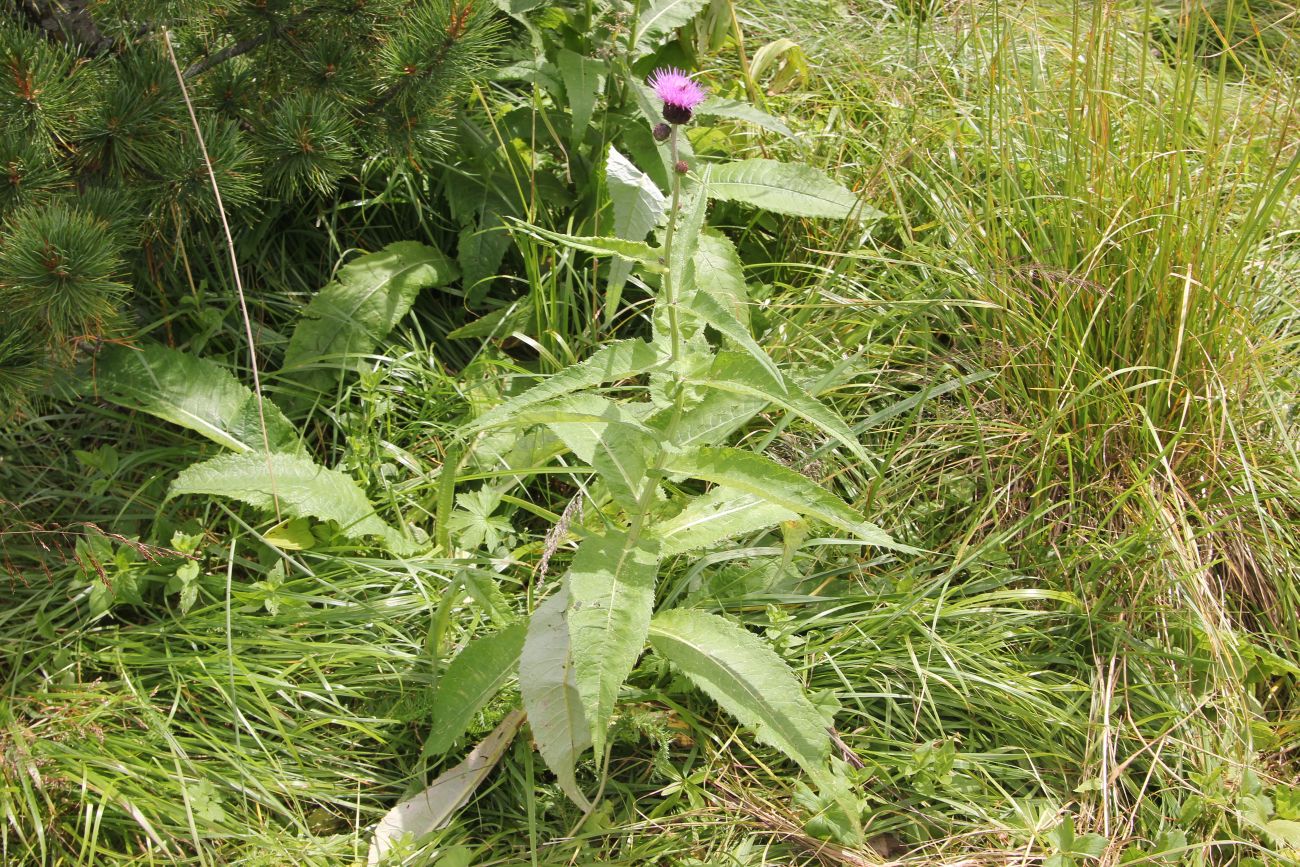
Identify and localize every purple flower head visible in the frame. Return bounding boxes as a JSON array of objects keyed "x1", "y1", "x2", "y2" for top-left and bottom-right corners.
[{"x1": 648, "y1": 67, "x2": 706, "y2": 124}]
